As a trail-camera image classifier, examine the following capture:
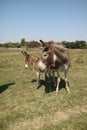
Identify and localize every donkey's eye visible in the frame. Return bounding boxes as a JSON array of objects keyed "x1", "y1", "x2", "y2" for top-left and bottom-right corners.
[{"x1": 43, "y1": 54, "x2": 47, "y2": 57}]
